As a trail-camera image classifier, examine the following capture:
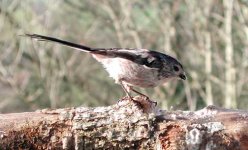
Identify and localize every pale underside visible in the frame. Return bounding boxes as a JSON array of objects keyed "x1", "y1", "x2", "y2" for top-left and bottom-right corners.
[{"x1": 92, "y1": 53, "x2": 171, "y2": 89}]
